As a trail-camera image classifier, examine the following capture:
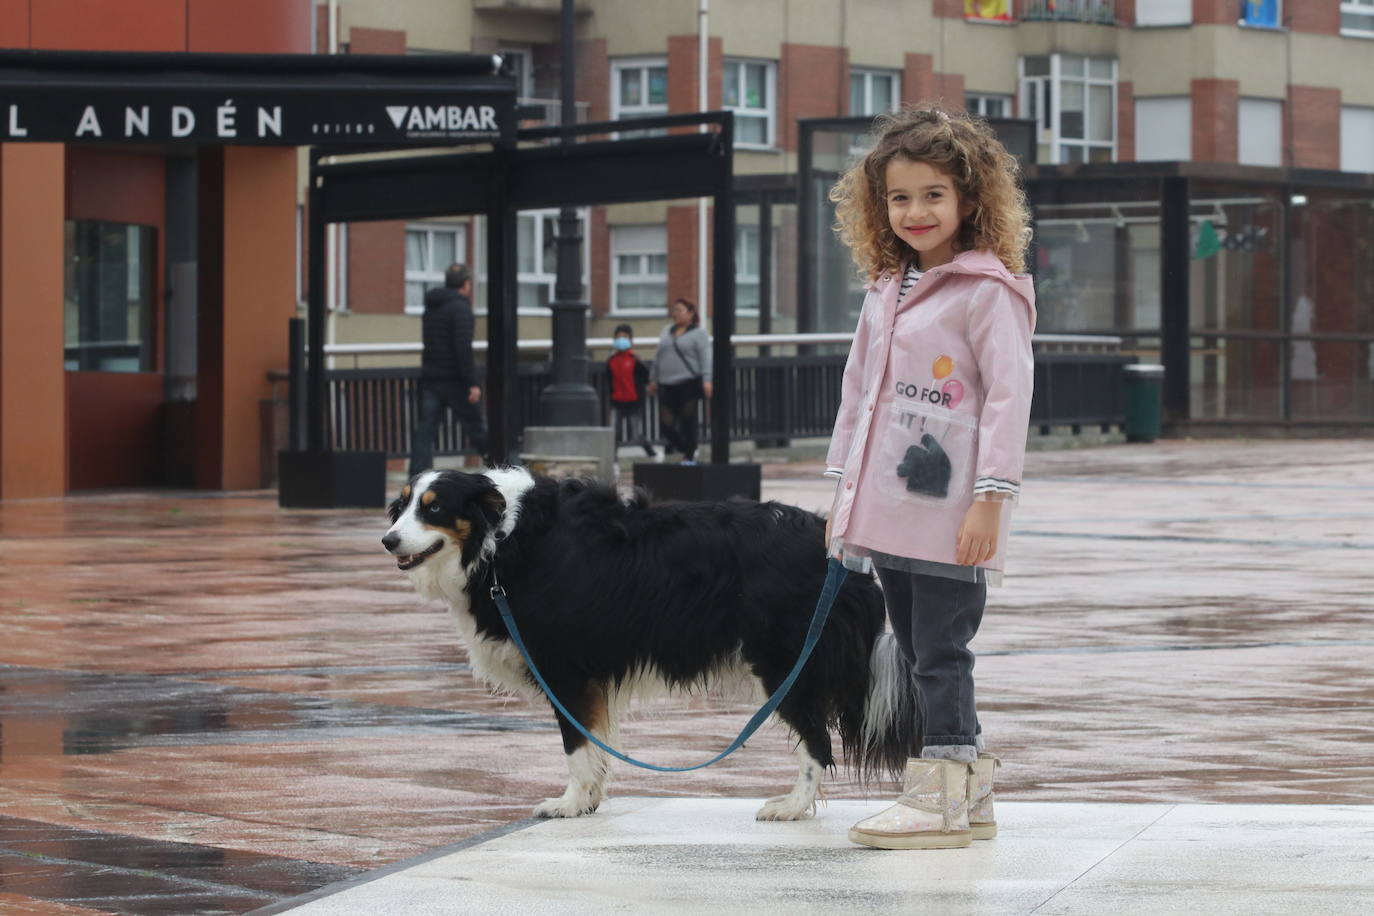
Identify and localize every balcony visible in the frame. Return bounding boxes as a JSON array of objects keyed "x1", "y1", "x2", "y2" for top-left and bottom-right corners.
[{"x1": 1019, "y1": 0, "x2": 1116, "y2": 24}]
